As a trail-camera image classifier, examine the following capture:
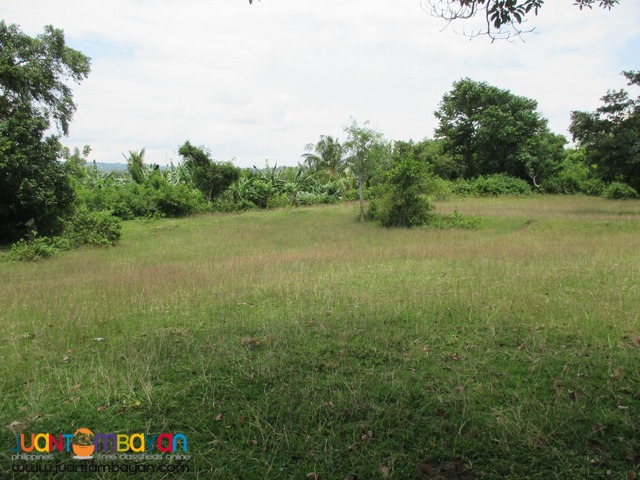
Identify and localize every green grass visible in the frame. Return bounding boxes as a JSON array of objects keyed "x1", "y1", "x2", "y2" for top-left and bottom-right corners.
[{"x1": 1, "y1": 196, "x2": 639, "y2": 479}]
